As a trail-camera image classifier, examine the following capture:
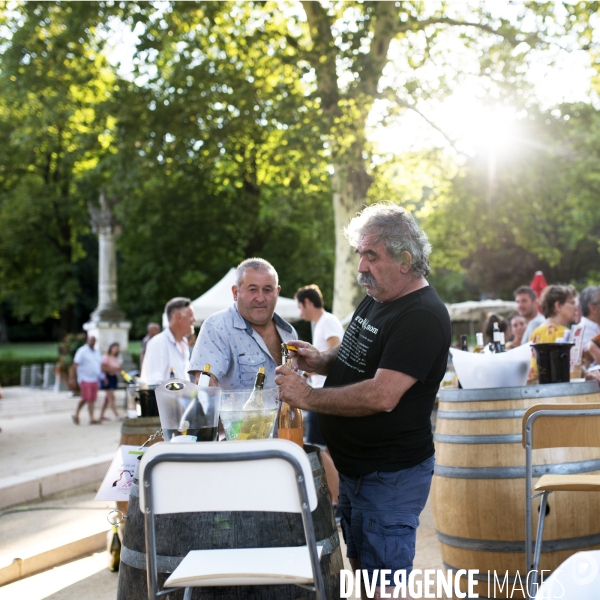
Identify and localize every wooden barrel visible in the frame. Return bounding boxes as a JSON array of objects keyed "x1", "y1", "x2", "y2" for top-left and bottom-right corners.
[
  {"x1": 431, "y1": 380, "x2": 600, "y2": 599},
  {"x1": 116, "y1": 417, "x2": 163, "y2": 528},
  {"x1": 116, "y1": 444, "x2": 343, "y2": 600}
]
